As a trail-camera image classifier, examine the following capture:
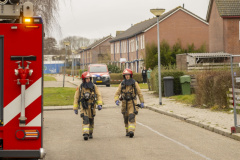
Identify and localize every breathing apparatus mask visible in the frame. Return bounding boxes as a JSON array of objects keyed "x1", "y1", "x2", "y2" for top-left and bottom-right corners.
[
  {"x1": 124, "y1": 92, "x2": 133, "y2": 101},
  {"x1": 83, "y1": 92, "x2": 91, "y2": 101}
]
